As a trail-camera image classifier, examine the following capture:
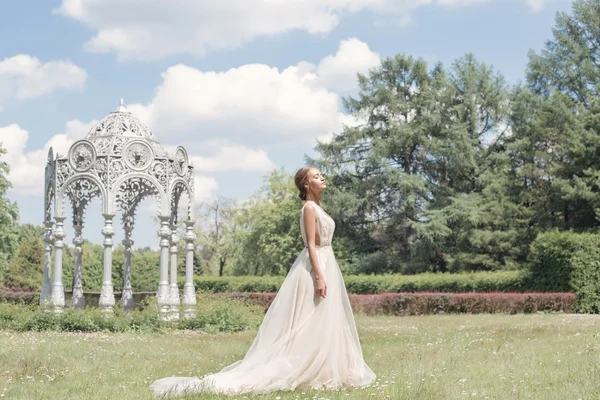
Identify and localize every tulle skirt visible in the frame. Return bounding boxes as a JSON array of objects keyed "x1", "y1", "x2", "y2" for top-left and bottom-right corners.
[{"x1": 150, "y1": 246, "x2": 376, "y2": 397}]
